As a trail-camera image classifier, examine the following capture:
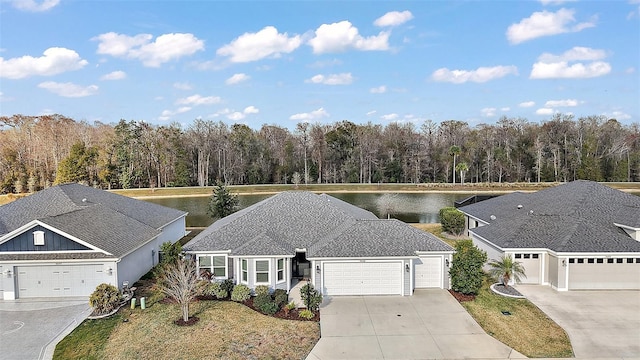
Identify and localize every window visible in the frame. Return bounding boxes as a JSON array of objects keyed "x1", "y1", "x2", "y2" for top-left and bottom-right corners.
[
  {"x1": 587, "y1": 259, "x2": 594, "y2": 264},
  {"x1": 569, "y1": 258, "x2": 575, "y2": 264},
  {"x1": 607, "y1": 259, "x2": 614, "y2": 264},
  {"x1": 515, "y1": 254, "x2": 522, "y2": 259},
  {"x1": 255, "y1": 260, "x2": 269, "y2": 283},
  {"x1": 577, "y1": 258, "x2": 584, "y2": 264},
  {"x1": 627, "y1": 258, "x2": 634, "y2": 264},
  {"x1": 198, "y1": 255, "x2": 226, "y2": 278},
  {"x1": 33, "y1": 231, "x2": 45, "y2": 246},
  {"x1": 596, "y1": 259, "x2": 604, "y2": 264},
  {"x1": 532, "y1": 254, "x2": 539, "y2": 259},
  {"x1": 524, "y1": 254, "x2": 531, "y2": 259},
  {"x1": 241, "y1": 259, "x2": 248, "y2": 283},
  {"x1": 616, "y1": 258, "x2": 623, "y2": 264},
  {"x1": 277, "y1": 259, "x2": 284, "y2": 282}
]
